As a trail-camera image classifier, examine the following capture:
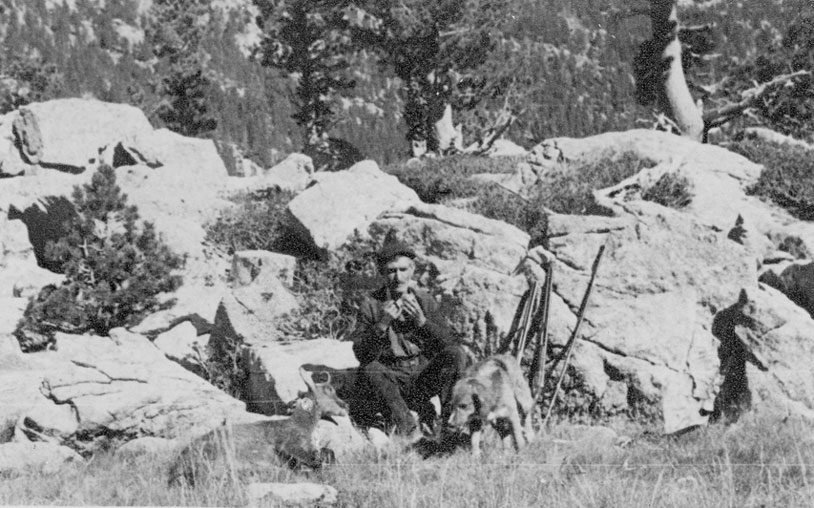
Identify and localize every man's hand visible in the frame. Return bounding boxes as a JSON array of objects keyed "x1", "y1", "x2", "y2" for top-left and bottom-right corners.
[
  {"x1": 377, "y1": 300, "x2": 402, "y2": 332},
  {"x1": 400, "y1": 292, "x2": 427, "y2": 327}
]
